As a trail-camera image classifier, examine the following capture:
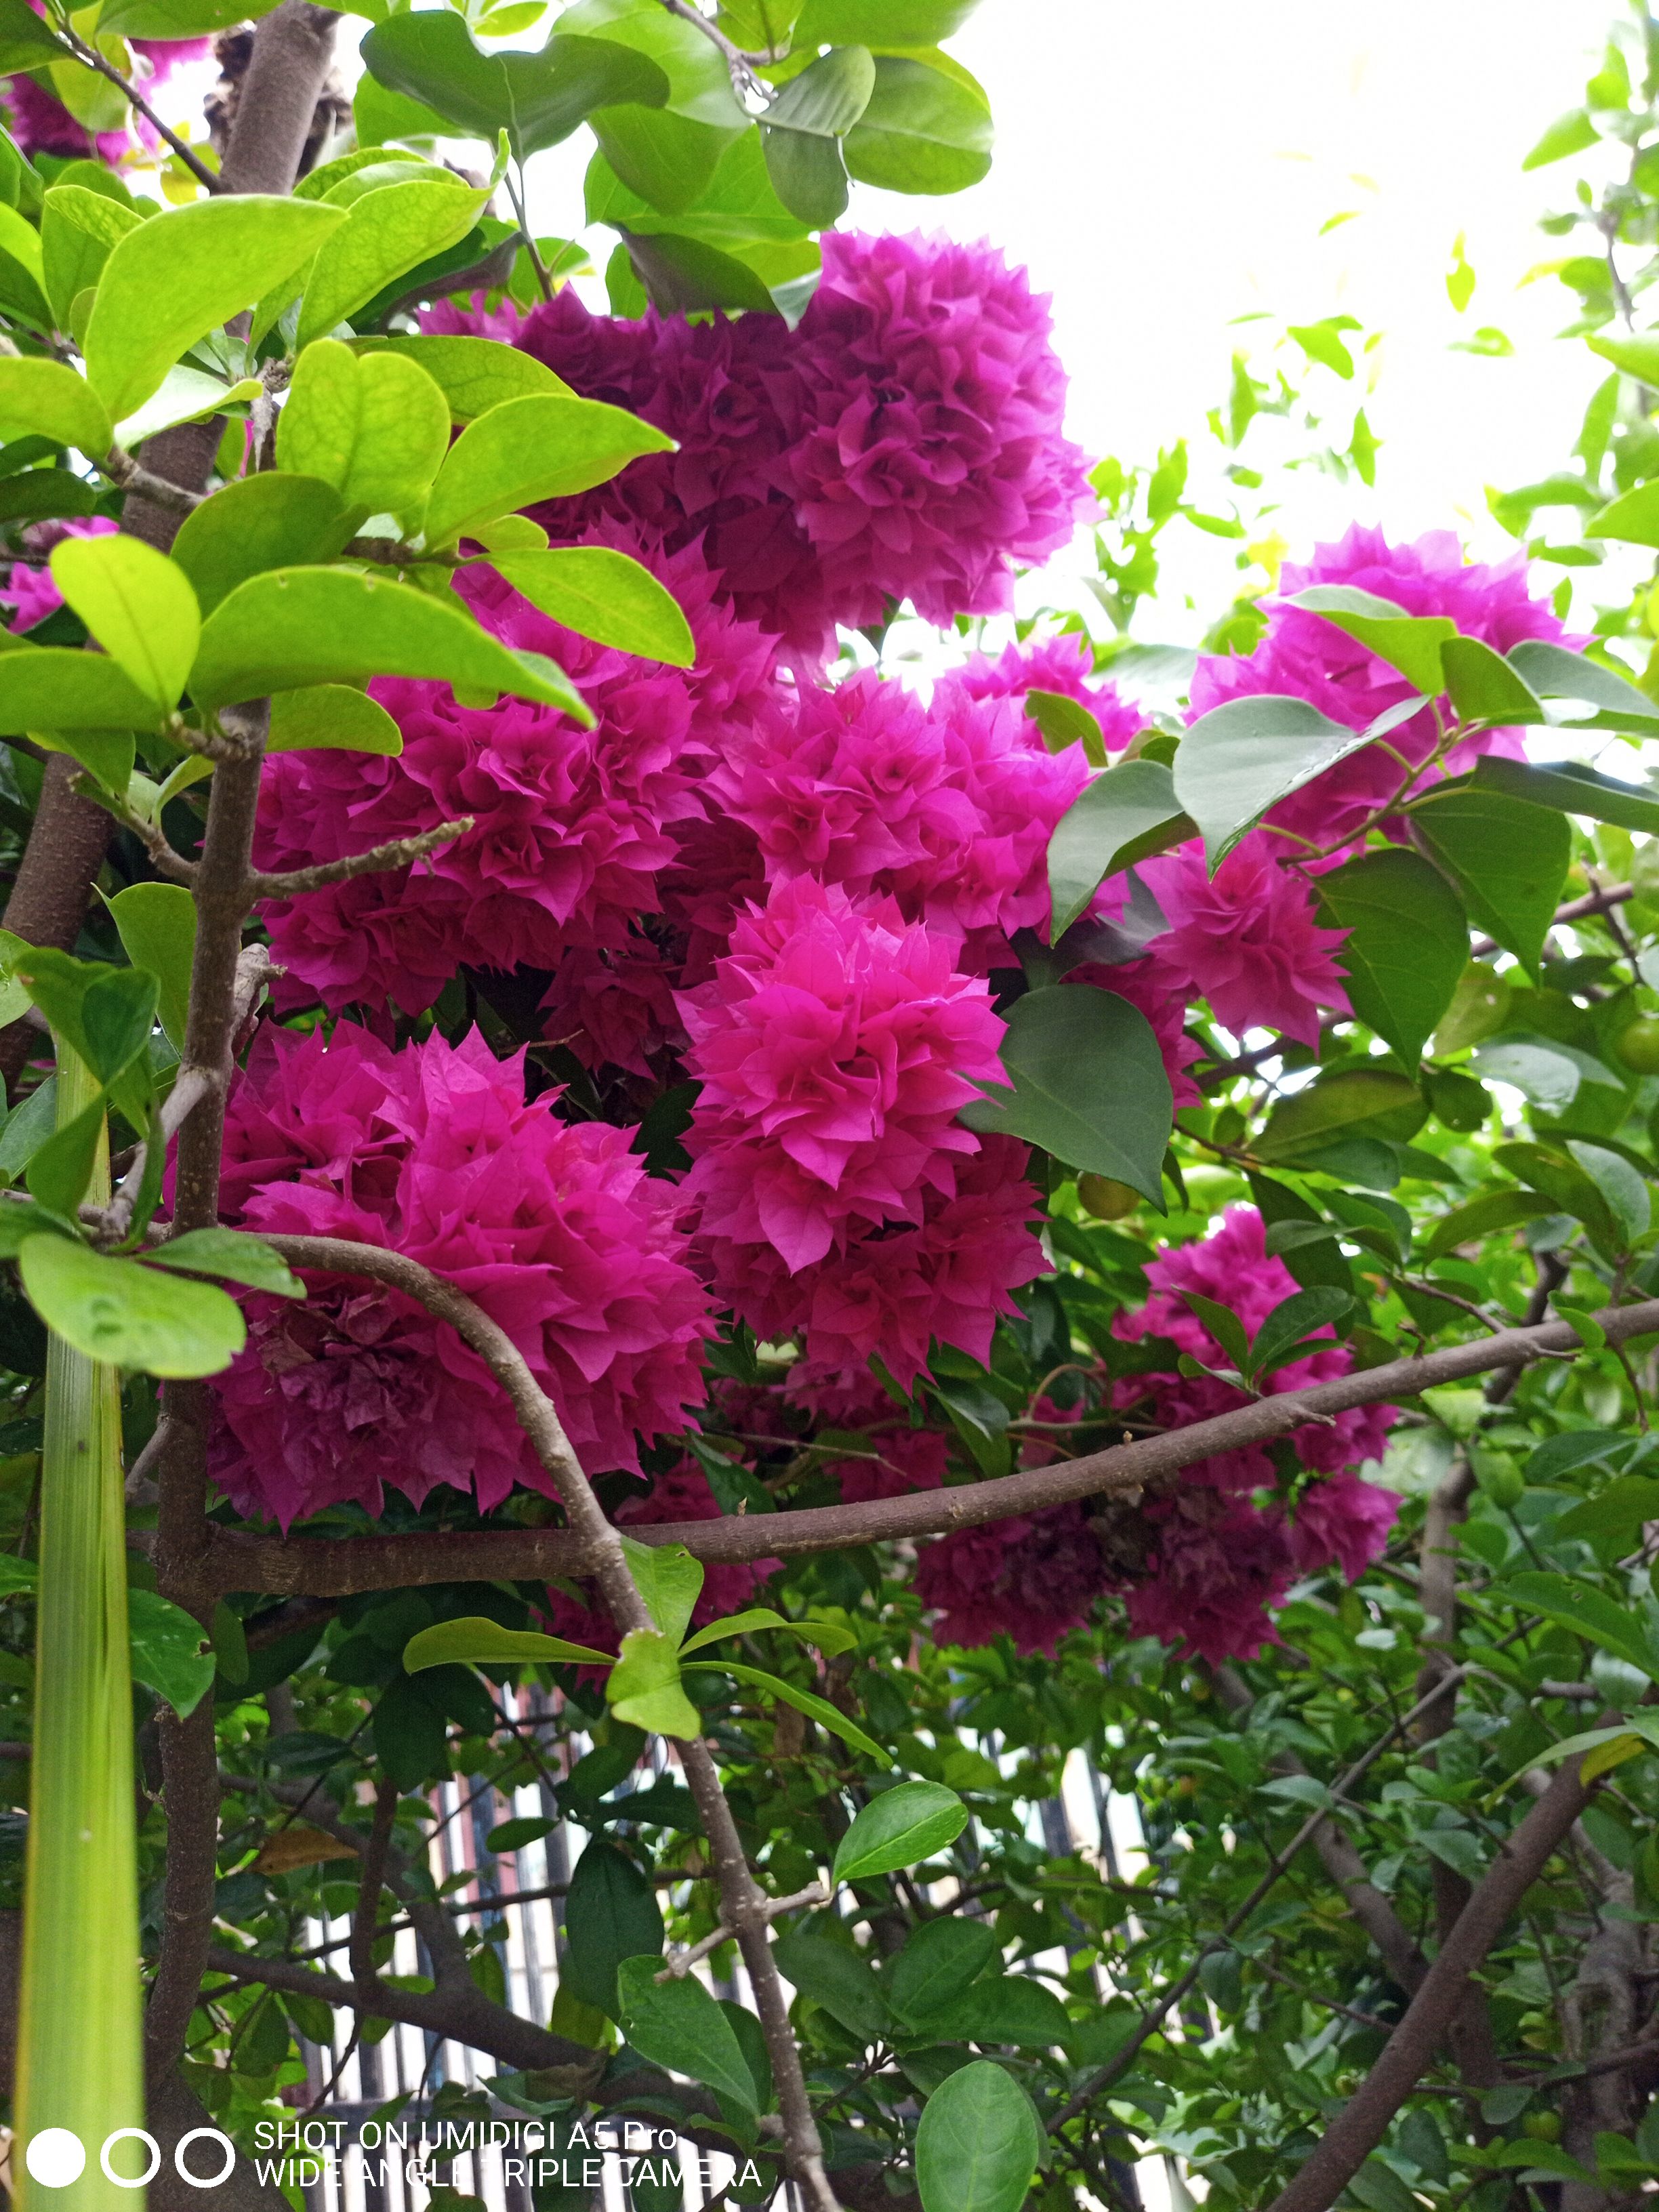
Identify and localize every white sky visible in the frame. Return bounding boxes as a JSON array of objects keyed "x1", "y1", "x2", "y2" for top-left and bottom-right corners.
[{"x1": 516, "y1": 0, "x2": 1637, "y2": 644}]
